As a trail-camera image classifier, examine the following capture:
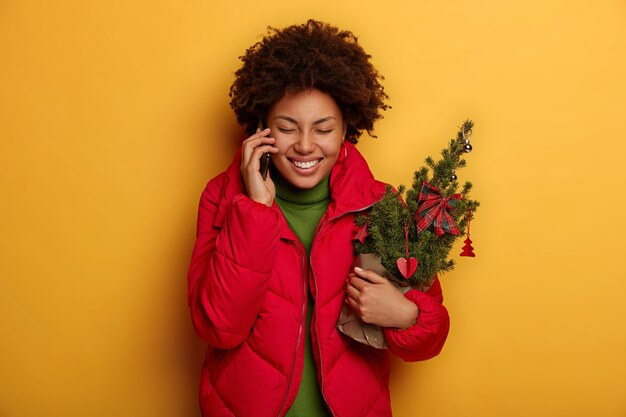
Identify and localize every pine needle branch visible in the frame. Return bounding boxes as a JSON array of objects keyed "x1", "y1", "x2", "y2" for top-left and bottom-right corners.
[{"x1": 354, "y1": 119, "x2": 479, "y2": 287}]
